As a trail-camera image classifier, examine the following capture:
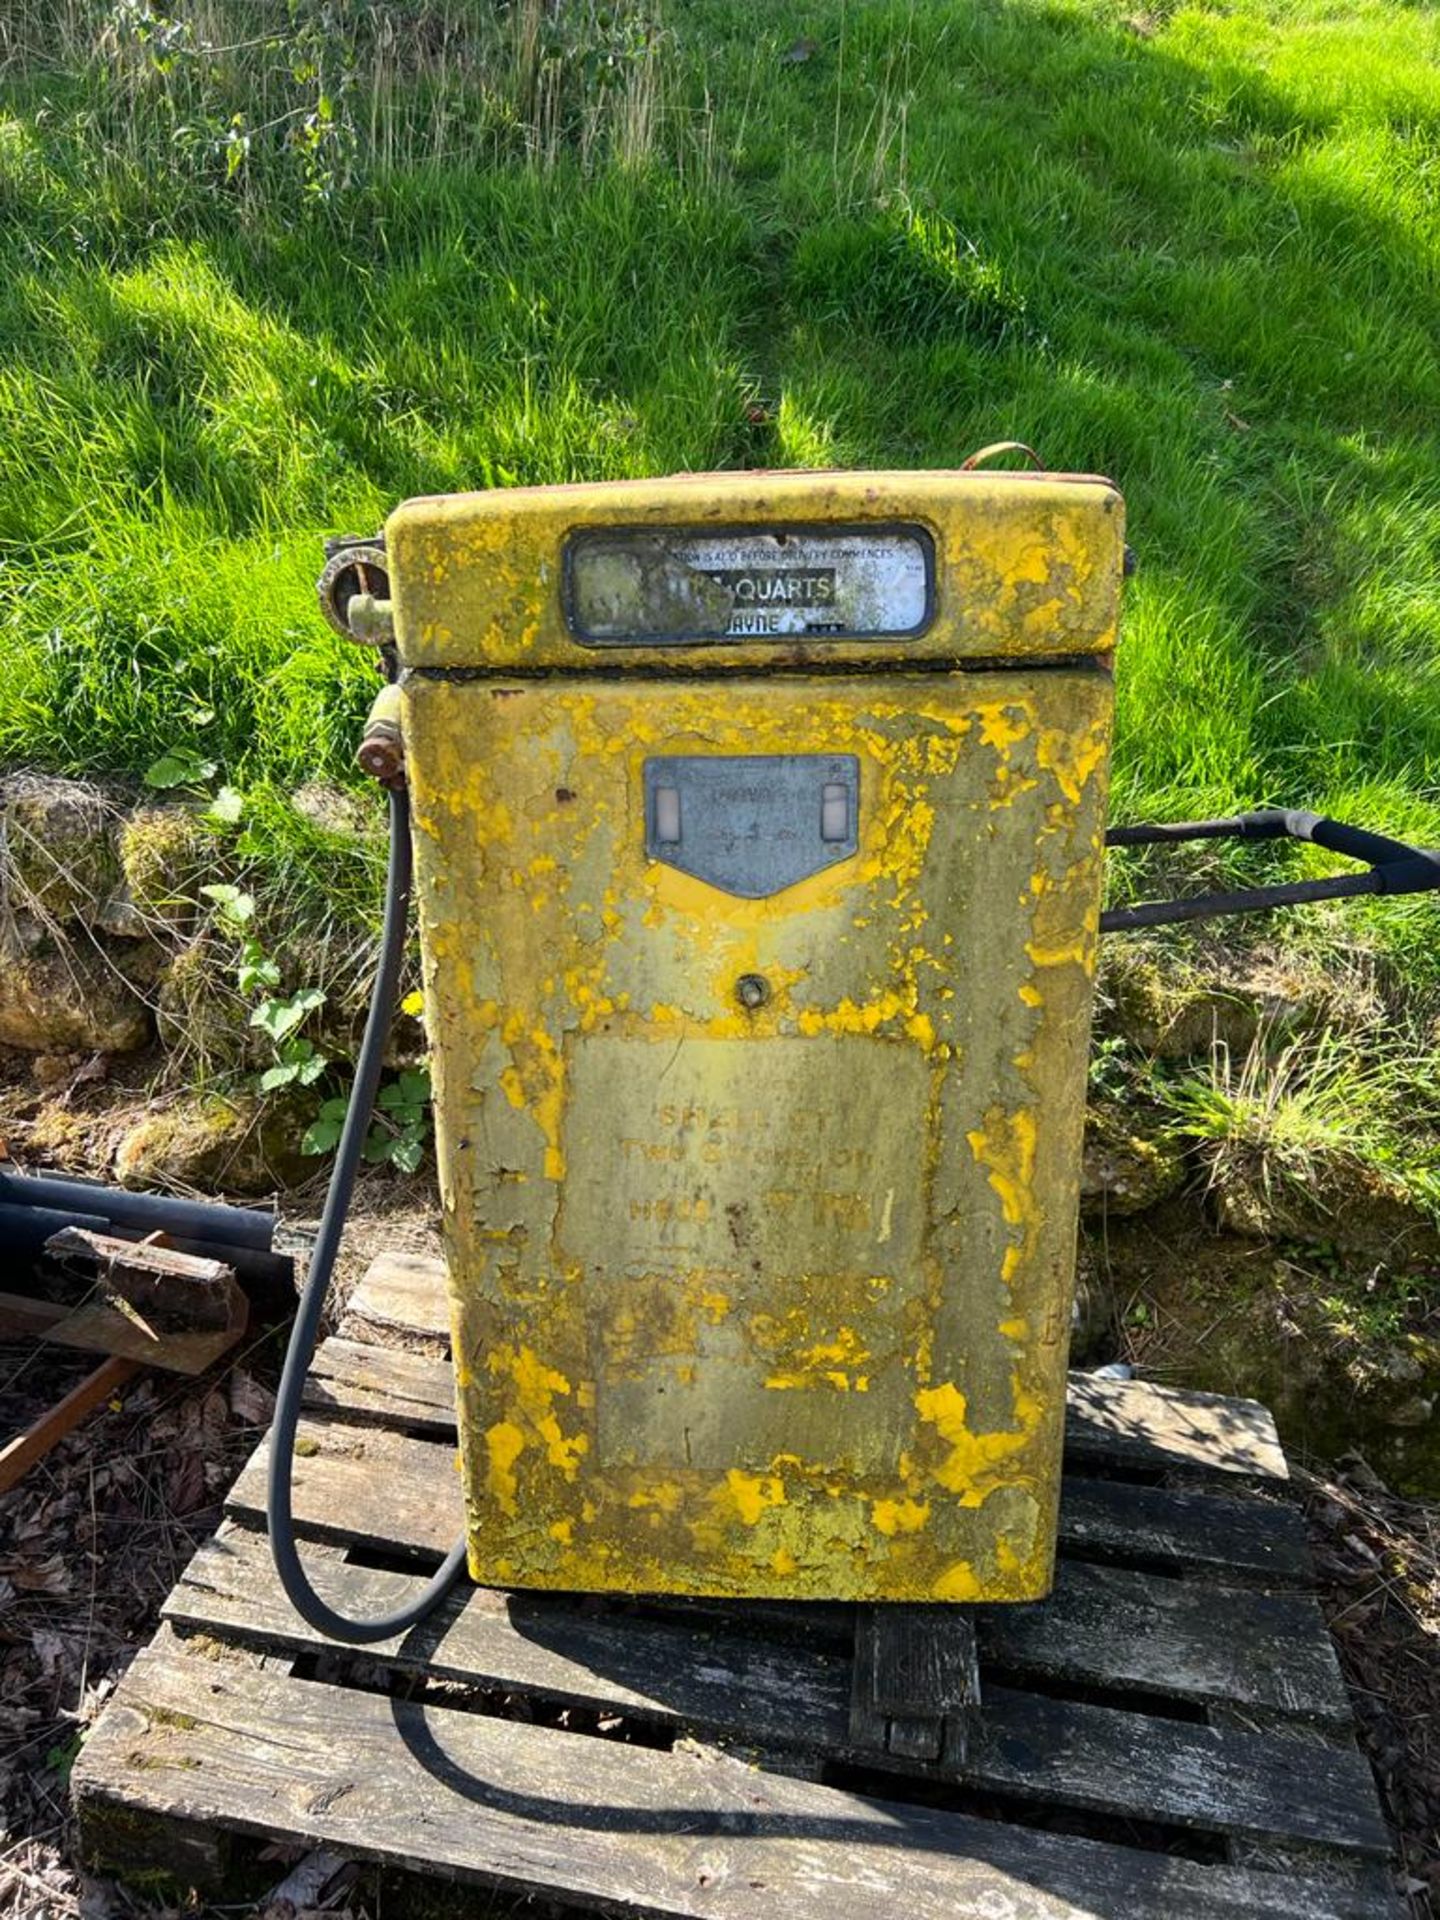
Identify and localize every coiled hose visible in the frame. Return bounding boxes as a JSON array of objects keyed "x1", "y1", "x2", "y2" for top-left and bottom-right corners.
[{"x1": 266, "y1": 784, "x2": 469, "y2": 1643}]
